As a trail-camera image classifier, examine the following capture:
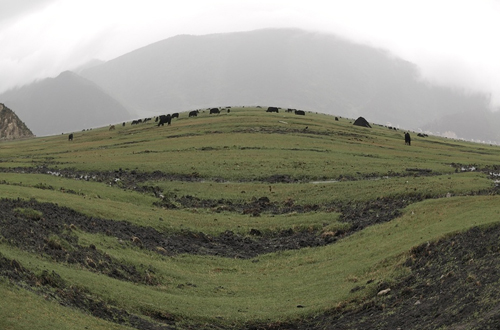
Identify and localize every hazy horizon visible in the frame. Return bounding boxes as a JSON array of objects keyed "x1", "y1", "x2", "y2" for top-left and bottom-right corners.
[{"x1": 1, "y1": 0, "x2": 500, "y2": 110}]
